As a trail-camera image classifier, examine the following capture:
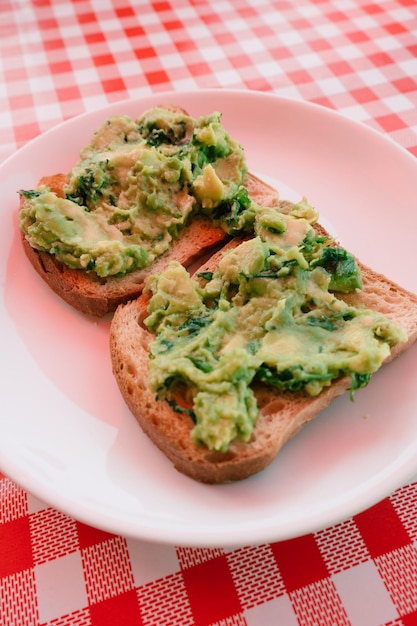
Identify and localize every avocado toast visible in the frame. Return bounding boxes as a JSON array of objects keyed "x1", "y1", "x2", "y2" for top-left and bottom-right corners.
[
  {"x1": 110, "y1": 188, "x2": 417, "y2": 483},
  {"x1": 18, "y1": 105, "x2": 279, "y2": 316},
  {"x1": 17, "y1": 103, "x2": 417, "y2": 484}
]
